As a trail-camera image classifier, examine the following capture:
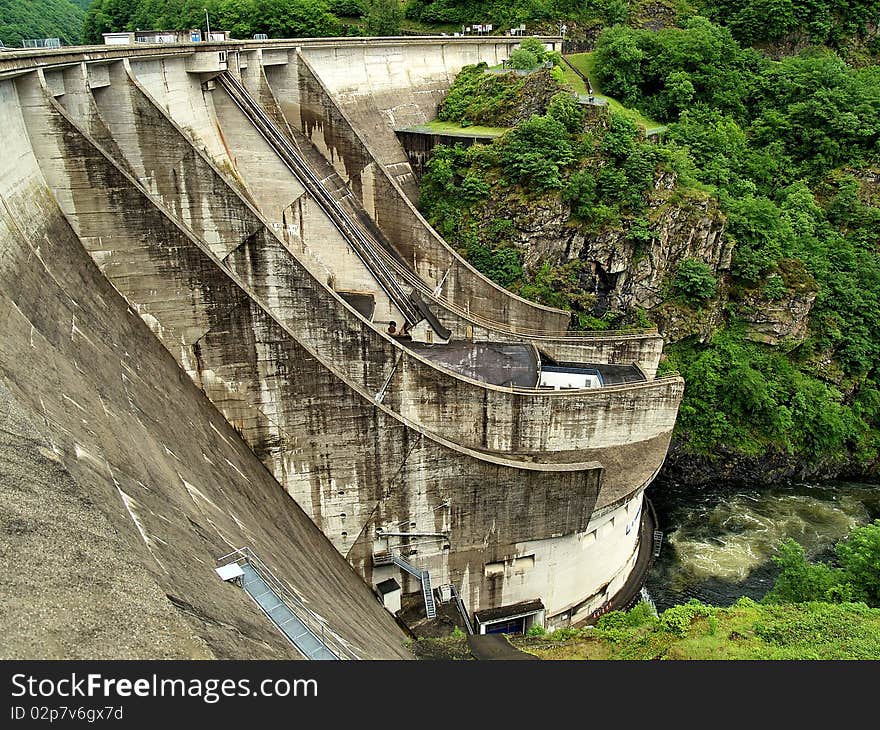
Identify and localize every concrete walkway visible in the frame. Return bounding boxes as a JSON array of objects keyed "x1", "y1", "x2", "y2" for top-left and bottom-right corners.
[{"x1": 468, "y1": 634, "x2": 539, "y2": 660}]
